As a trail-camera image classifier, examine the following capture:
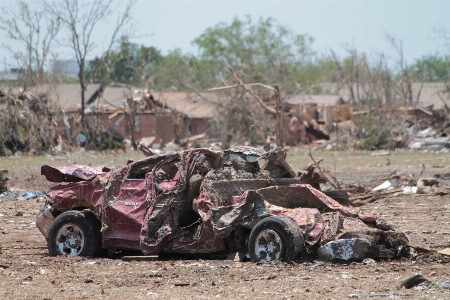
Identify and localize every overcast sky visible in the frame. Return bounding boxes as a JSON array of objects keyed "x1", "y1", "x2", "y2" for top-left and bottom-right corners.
[{"x1": 0, "y1": 0, "x2": 449, "y2": 70}]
